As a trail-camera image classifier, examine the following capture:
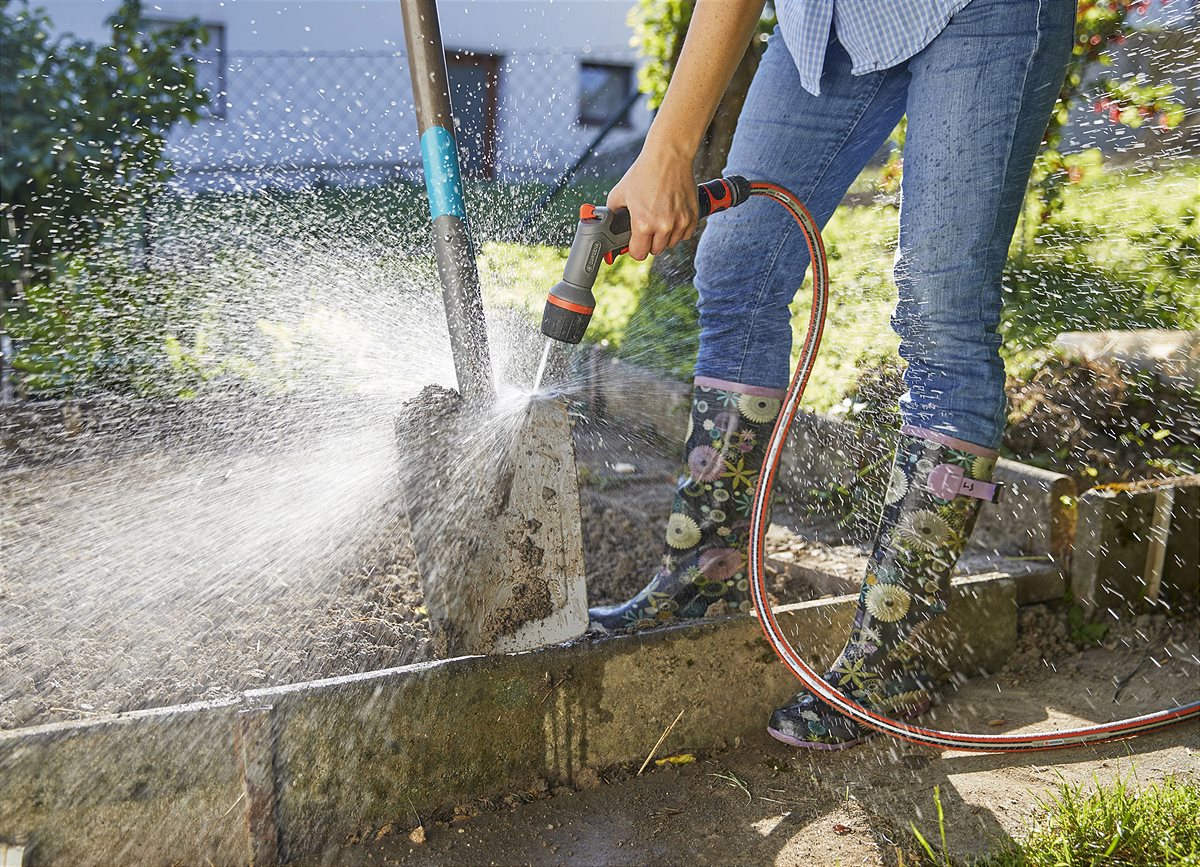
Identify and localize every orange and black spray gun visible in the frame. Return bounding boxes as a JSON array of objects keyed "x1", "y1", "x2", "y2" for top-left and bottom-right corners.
[{"x1": 539, "y1": 176, "x2": 753, "y2": 346}]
